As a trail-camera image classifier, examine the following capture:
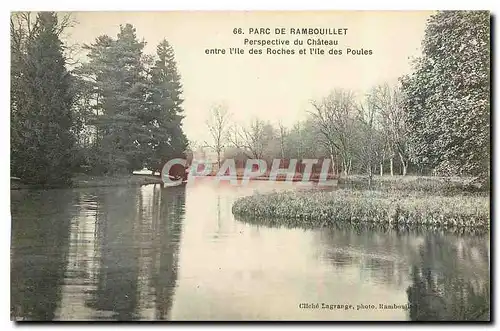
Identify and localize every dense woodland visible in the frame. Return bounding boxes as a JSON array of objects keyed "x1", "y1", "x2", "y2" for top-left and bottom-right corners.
[
  {"x1": 10, "y1": 11, "x2": 490, "y2": 186},
  {"x1": 11, "y1": 12, "x2": 187, "y2": 185}
]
